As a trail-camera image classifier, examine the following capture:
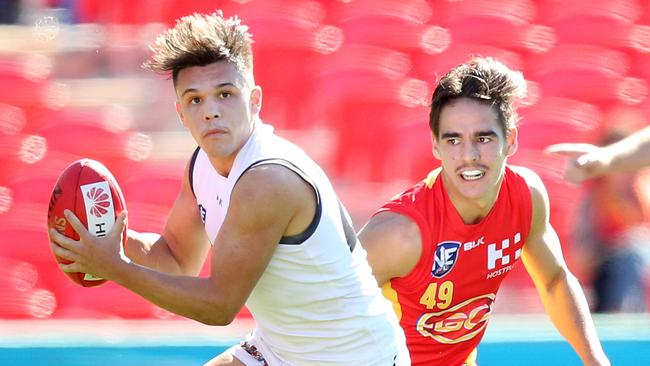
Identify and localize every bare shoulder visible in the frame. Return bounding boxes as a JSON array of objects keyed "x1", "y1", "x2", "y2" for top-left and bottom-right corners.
[
  {"x1": 231, "y1": 163, "x2": 316, "y2": 238},
  {"x1": 509, "y1": 166, "x2": 550, "y2": 238},
  {"x1": 509, "y1": 165, "x2": 549, "y2": 208},
  {"x1": 359, "y1": 211, "x2": 422, "y2": 284},
  {"x1": 234, "y1": 163, "x2": 312, "y2": 203},
  {"x1": 360, "y1": 211, "x2": 421, "y2": 244}
]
